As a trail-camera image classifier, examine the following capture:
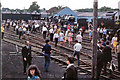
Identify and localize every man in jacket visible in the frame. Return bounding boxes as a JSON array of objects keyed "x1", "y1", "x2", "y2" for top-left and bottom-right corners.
[
  {"x1": 22, "y1": 41, "x2": 32, "y2": 74},
  {"x1": 103, "y1": 41, "x2": 112, "y2": 75},
  {"x1": 63, "y1": 57, "x2": 78, "y2": 80},
  {"x1": 97, "y1": 47, "x2": 104, "y2": 79}
]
